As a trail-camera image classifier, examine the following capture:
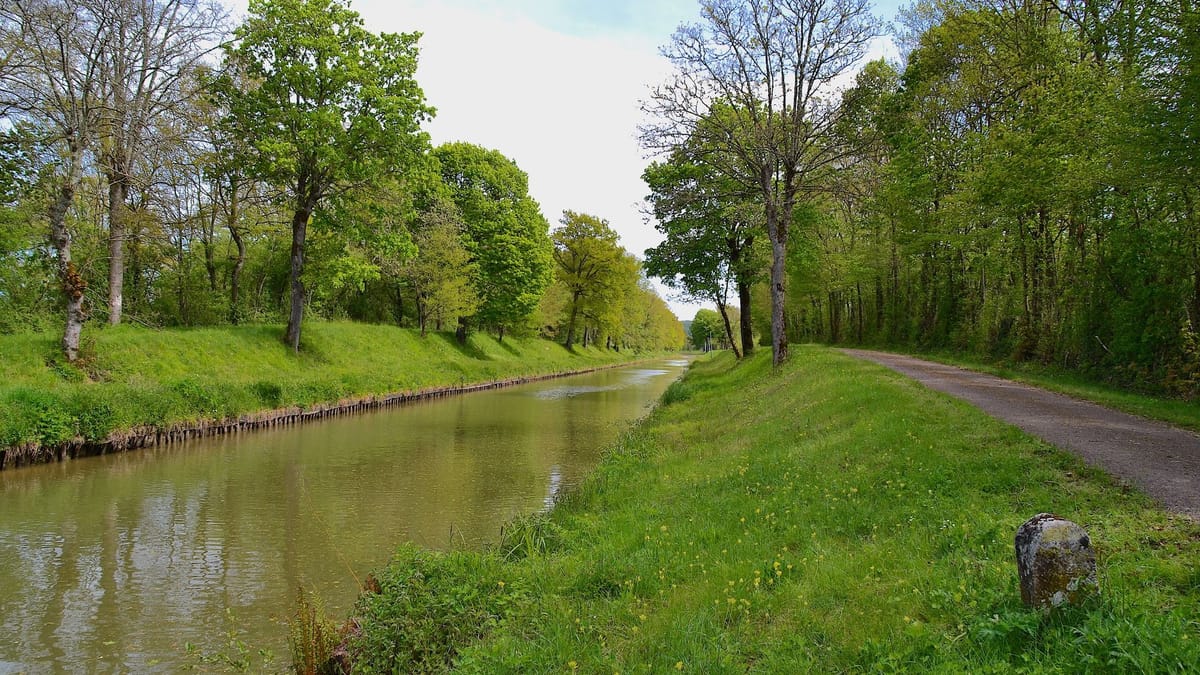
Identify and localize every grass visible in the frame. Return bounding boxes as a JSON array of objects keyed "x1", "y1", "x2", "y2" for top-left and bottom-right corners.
[
  {"x1": 0, "y1": 322, "x2": 648, "y2": 450},
  {"x1": 879, "y1": 347, "x2": 1200, "y2": 433},
  {"x1": 345, "y1": 346, "x2": 1200, "y2": 673}
]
